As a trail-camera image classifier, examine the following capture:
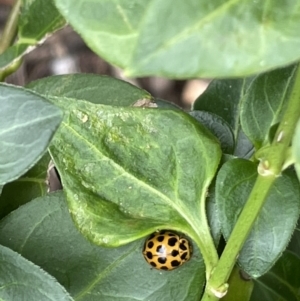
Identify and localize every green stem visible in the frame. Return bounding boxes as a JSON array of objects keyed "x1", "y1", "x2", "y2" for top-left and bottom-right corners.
[
  {"x1": 204, "y1": 174, "x2": 274, "y2": 298},
  {"x1": 0, "y1": 0, "x2": 21, "y2": 54},
  {"x1": 282, "y1": 147, "x2": 294, "y2": 171},
  {"x1": 203, "y1": 64, "x2": 300, "y2": 299}
]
